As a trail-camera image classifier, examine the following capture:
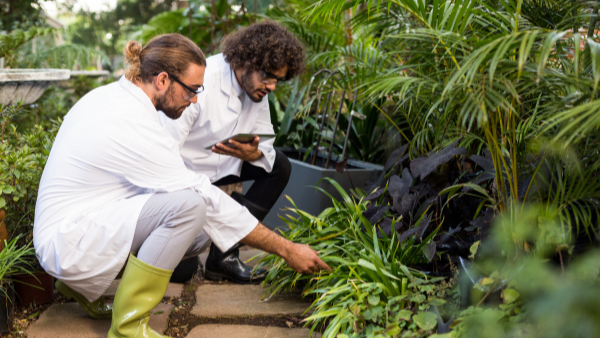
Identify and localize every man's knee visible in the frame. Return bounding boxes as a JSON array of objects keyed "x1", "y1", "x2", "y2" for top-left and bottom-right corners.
[
  {"x1": 174, "y1": 190, "x2": 206, "y2": 231},
  {"x1": 273, "y1": 150, "x2": 292, "y2": 183}
]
